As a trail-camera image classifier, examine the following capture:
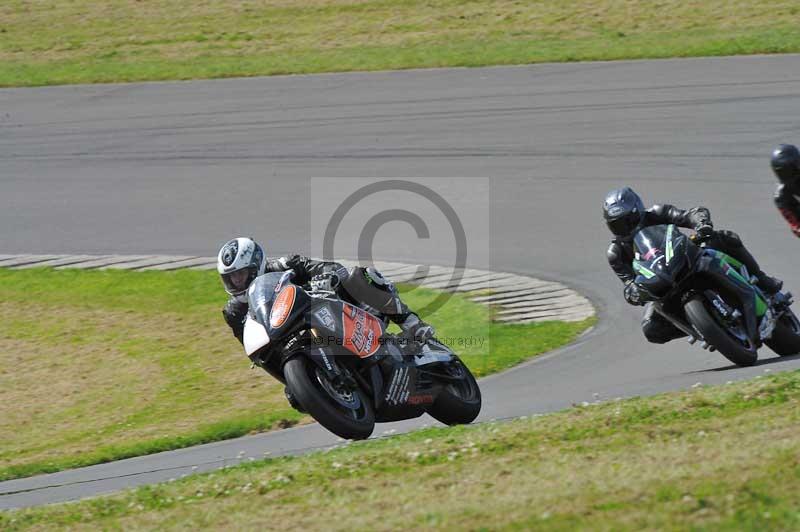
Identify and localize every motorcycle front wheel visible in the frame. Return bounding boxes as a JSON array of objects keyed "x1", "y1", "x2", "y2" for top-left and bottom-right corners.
[
  {"x1": 684, "y1": 295, "x2": 758, "y2": 366},
  {"x1": 427, "y1": 359, "x2": 482, "y2": 425},
  {"x1": 284, "y1": 356, "x2": 375, "y2": 440}
]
